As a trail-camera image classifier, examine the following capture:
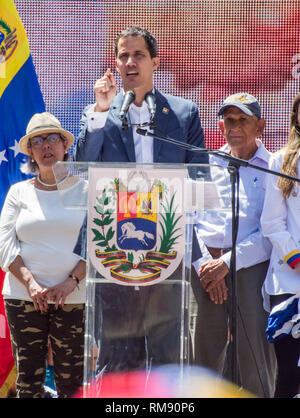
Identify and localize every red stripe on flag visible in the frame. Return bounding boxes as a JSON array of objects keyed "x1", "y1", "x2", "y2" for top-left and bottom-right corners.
[{"x1": 0, "y1": 268, "x2": 16, "y2": 398}]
